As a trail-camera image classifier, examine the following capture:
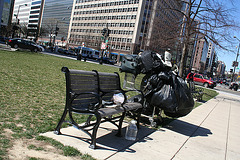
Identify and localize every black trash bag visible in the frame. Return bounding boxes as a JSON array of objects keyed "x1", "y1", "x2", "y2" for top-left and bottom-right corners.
[
  {"x1": 136, "y1": 50, "x2": 165, "y2": 74},
  {"x1": 140, "y1": 73, "x2": 164, "y2": 97},
  {"x1": 120, "y1": 54, "x2": 138, "y2": 75},
  {"x1": 150, "y1": 83, "x2": 178, "y2": 113},
  {"x1": 150, "y1": 73, "x2": 194, "y2": 118},
  {"x1": 164, "y1": 75, "x2": 194, "y2": 117}
]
